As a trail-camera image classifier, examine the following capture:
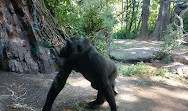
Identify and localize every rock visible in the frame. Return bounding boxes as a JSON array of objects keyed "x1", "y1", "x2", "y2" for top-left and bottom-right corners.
[
  {"x1": 184, "y1": 36, "x2": 188, "y2": 45},
  {"x1": 163, "y1": 62, "x2": 188, "y2": 79},
  {"x1": 111, "y1": 48, "x2": 157, "y2": 62},
  {"x1": 0, "y1": 39, "x2": 54, "y2": 74},
  {"x1": 6, "y1": 41, "x2": 19, "y2": 58},
  {"x1": 171, "y1": 50, "x2": 188, "y2": 65},
  {"x1": 8, "y1": 59, "x2": 24, "y2": 73},
  {"x1": 0, "y1": 42, "x2": 4, "y2": 59},
  {"x1": 21, "y1": 61, "x2": 29, "y2": 73},
  {"x1": 0, "y1": 40, "x2": 8, "y2": 70},
  {"x1": 18, "y1": 45, "x2": 25, "y2": 61},
  {"x1": 110, "y1": 40, "x2": 161, "y2": 62},
  {"x1": 29, "y1": 58, "x2": 39, "y2": 73},
  {"x1": 0, "y1": 102, "x2": 5, "y2": 111},
  {"x1": 0, "y1": 59, "x2": 8, "y2": 70},
  {"x1": 0, "y1": 0, "x2": 60, "y2": 74},
  {"x1": 15, "y1": 60, "x2": 24, "y2": 73},
  {"x1": 180, "y1": 66, "x2": 188, "y2": 78}
]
